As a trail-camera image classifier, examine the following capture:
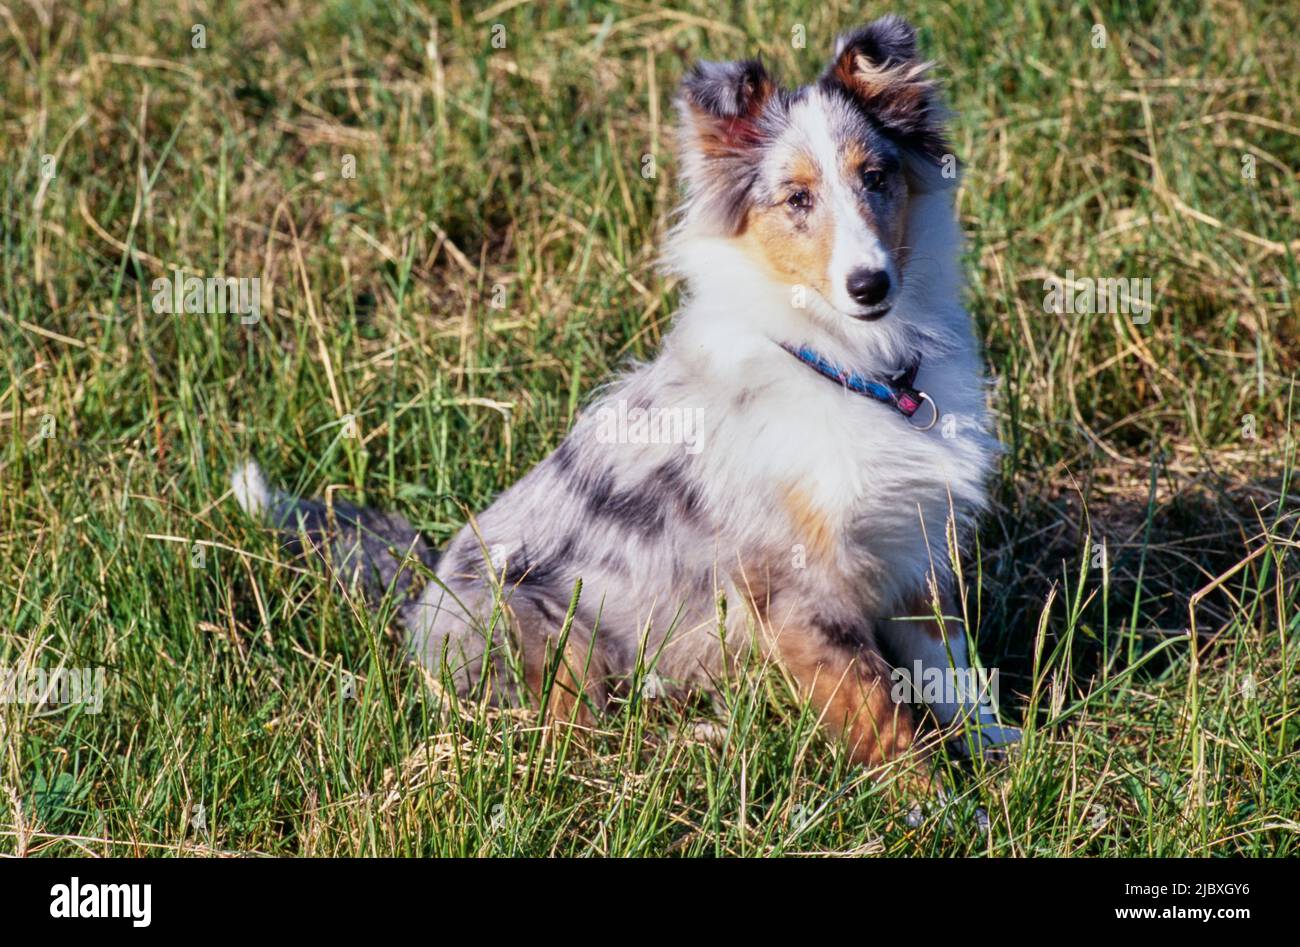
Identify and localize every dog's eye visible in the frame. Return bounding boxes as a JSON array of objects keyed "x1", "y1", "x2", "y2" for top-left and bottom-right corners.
[
  {"x1": 861, "y1": 169, "x2": 886, "y2": 192},
  {"x1": 786, "y1": 189, "x2": 812, "y2": 209}
]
